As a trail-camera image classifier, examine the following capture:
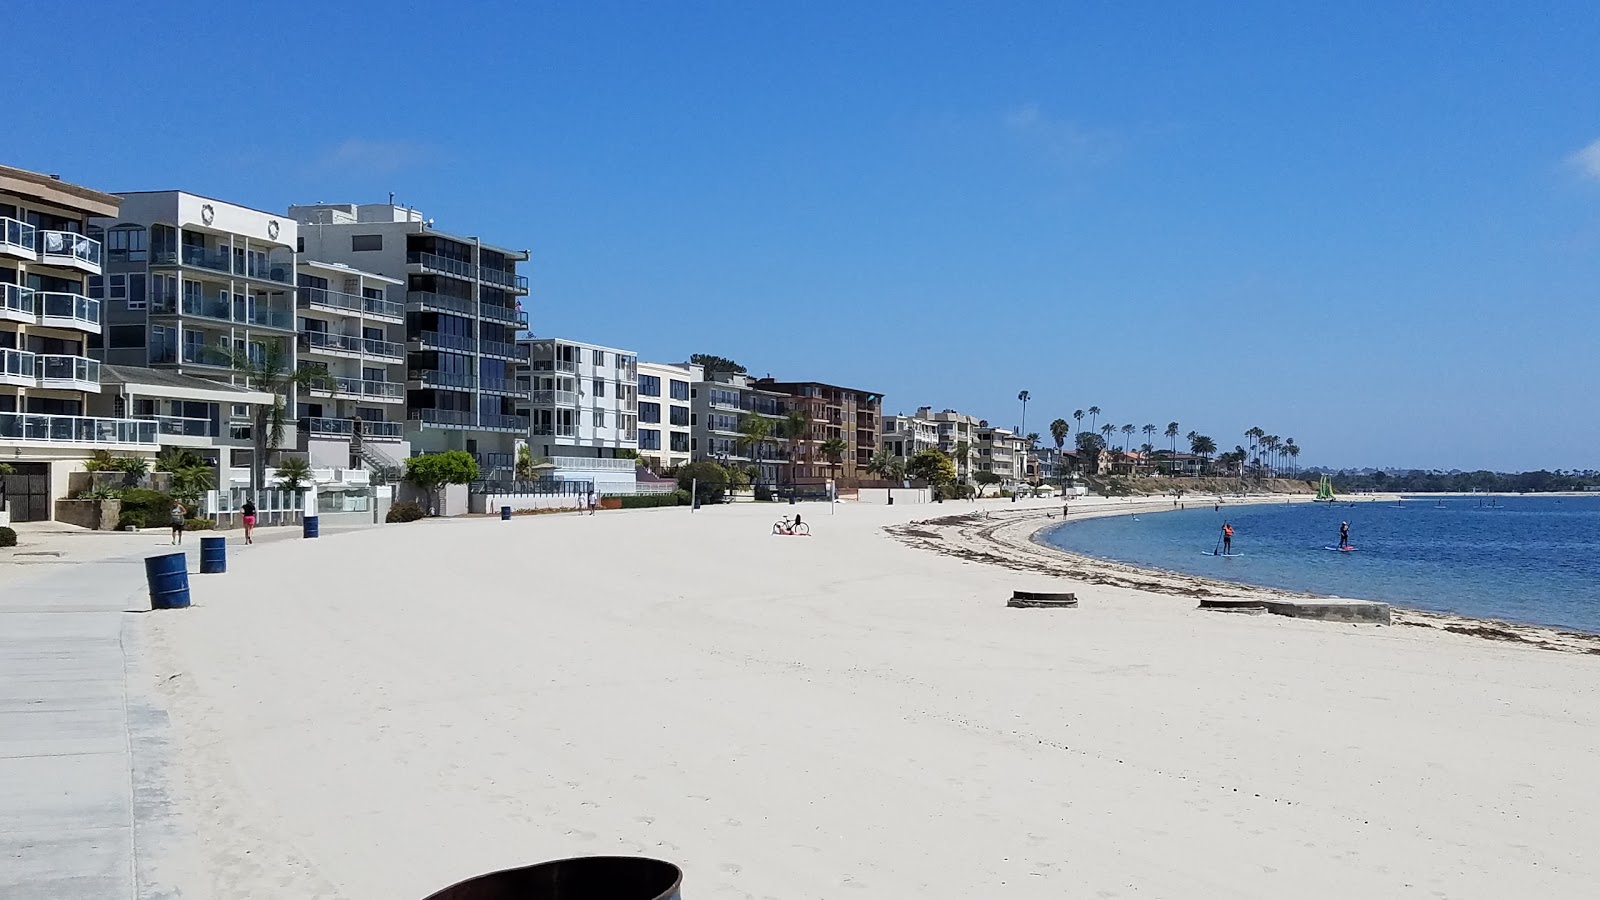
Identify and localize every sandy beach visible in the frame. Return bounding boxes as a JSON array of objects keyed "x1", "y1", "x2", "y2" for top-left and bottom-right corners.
[{"x1": 130, "y1": 497, "x2": 1600, "y2": 898}]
